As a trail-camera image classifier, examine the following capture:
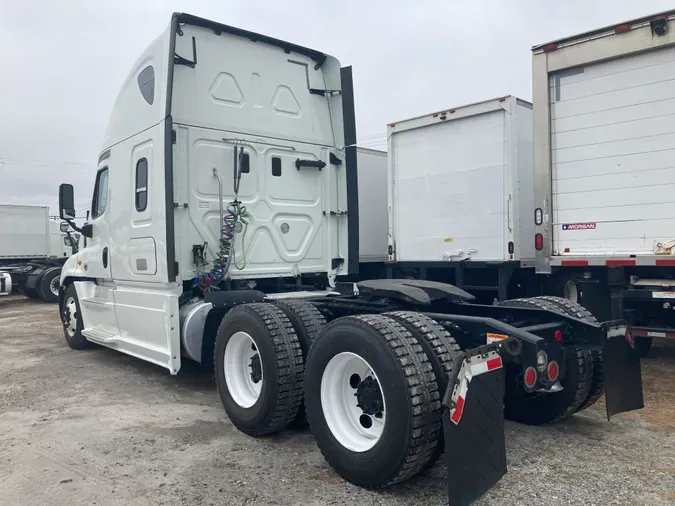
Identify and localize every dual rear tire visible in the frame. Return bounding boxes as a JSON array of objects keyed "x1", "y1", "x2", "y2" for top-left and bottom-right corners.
[{"x1": 214, "y1": 304, "x2": 461, "y2": 488}]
